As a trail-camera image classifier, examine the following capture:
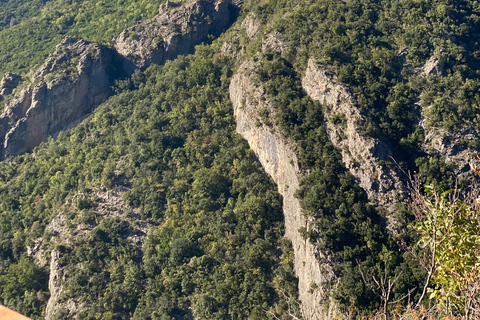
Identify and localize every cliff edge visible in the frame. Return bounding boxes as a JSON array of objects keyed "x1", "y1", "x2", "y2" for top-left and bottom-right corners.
[
  {"x1": 230, "y1": 58, "x2": 337, "y2": 320},
  {"x1": 302, "y1": 59, "x2": 406, "y2": 218},
  {"x1": 114, "y1": 0, "x2": 232, "y2": 73},
  {"x1": 0, "y1": 0, "x2": 239, "y2": 160},
  {"x1": 0, "y1": 37, "x2": 113, "y2": 159}
]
